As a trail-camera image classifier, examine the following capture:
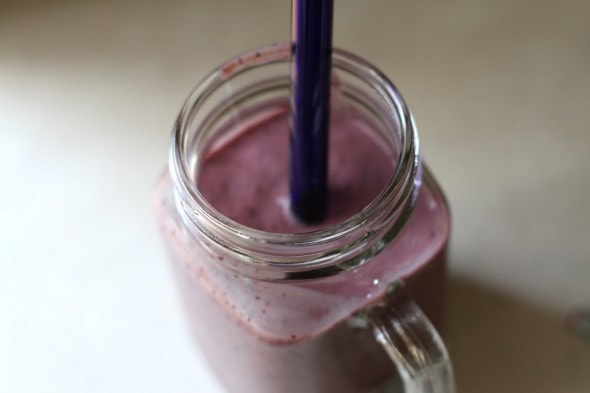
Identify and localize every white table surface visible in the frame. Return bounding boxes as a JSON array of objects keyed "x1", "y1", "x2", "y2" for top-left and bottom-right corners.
[{"x1": 2, "y1": 1, "x2": 589, "y2": 392}]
